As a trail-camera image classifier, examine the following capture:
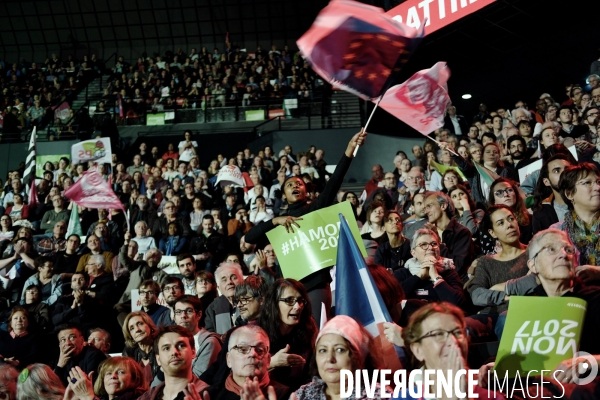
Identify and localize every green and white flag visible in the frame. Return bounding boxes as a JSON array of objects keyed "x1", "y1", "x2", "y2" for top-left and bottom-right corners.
[{"x1": 66, "y1": 205, "x2": 83, "y2": 237}]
